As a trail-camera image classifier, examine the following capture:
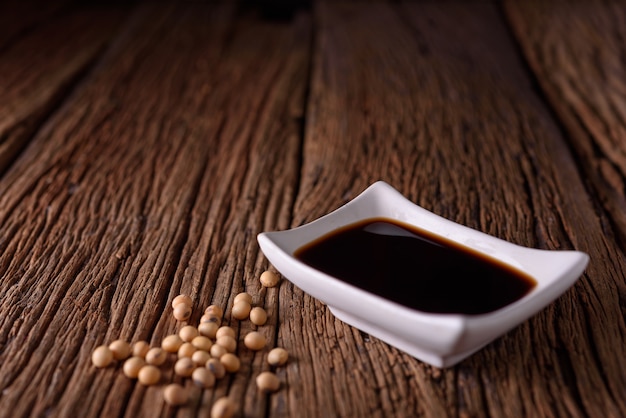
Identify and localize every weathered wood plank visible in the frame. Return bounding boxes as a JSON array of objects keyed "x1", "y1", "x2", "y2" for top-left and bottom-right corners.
[
  {"x1": 0, "y1": 4, "x2": 126, "y2": 174},
  {"x1": 502, "y1": 4, "x2": 626, "y2": 414},
  {"x1": 504, "y1": 1, "x2": 626, "y2": 247},
  {"x1": 1, "y1": 1, "x2": 625, "y2": 417},
  {"x1": 284, "y1": 1, "x2": 626, "y2": 417},
  {"x1": 0, "y1": 3, "x2": 310, "y2": 417}
]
